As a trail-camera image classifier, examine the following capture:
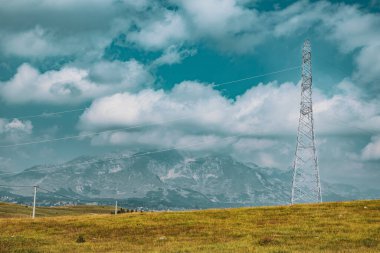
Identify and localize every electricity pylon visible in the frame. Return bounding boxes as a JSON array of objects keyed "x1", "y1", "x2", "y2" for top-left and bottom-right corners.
[{"x1": 291, "y1": 40, "x2": 322, "y2": 204}]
